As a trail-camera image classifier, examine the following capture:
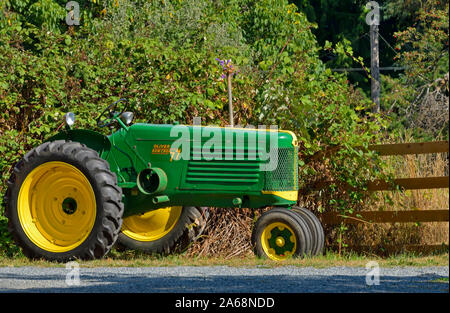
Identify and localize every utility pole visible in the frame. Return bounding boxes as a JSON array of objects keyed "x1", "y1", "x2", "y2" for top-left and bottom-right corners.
[
  {"x1": 370, "y1": 24, "x2": 380, "y2": 113},
  {"x1": 369, "y1": 8, "x2": 380, "y2": 113}
]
